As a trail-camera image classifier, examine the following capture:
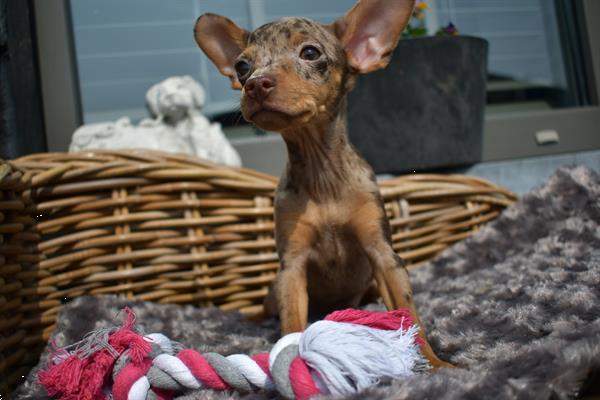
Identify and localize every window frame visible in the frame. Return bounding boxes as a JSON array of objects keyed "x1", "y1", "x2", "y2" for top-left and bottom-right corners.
[
  {"x1": 33, "y1": 0, "x2": 82, "y2": 153},
  {"x1": 482, "y1": 0, "x2": 600, "y2": 162}
]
